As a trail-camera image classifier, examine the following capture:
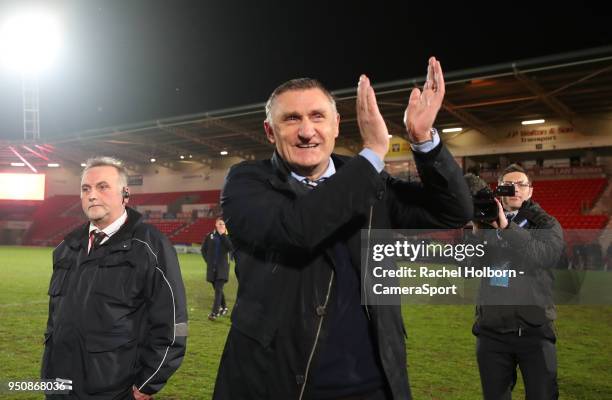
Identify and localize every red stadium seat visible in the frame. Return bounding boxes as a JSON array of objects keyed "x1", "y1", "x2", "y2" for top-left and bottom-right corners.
[
  {"x1": 14, "y1": 181, "x2": 609, "y2": 247},
  {"x1": 491, "y1": 178, "x2": 608, "y2": 230}
]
